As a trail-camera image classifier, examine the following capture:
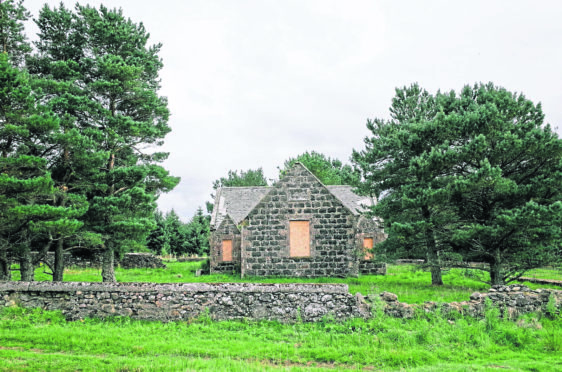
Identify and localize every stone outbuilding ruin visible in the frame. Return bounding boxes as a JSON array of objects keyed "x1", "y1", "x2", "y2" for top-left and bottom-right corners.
[{"x1": 209, "y1": 163, "x2": 386, "y2": 277}]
